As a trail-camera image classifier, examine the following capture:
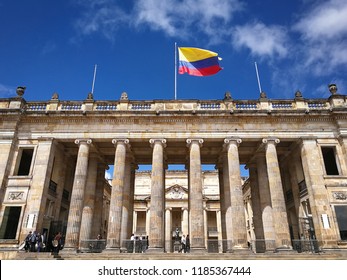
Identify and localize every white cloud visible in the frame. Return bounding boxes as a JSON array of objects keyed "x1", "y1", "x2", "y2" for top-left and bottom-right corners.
[
  {"x1": 292, "y1": 0, "x2": 347, "y2": 75},
  {"x1": 232, "y1": 22, "x2": 289, "y2": 59},
  {"x1": 293, "y1": 0, "x2": 347, "y2": 41},
  {"x1": 73, "y1": 0, "x2": 243, "y2": 43},
  {"x1": 73, "y1": 0, "x2": 130, "y2": 41},
  {"x1": 134, "y1": 0, "x2": 243, "y2": 42}
]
